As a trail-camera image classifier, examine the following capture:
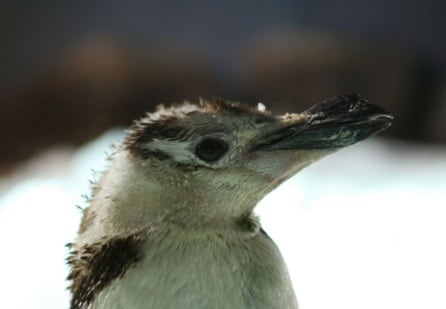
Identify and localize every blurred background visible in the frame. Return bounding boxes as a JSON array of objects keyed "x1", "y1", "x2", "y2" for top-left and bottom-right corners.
[{"x1": 0, "y1": 1, "x2": 445, "y2": 309}]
